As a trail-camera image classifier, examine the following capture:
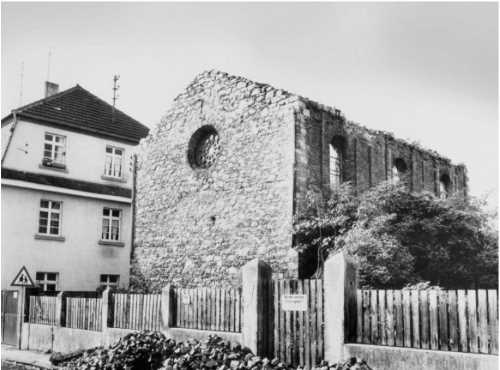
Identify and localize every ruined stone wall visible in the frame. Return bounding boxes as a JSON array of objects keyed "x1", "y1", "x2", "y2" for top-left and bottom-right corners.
[
  {"x1": 133, "y1": 70, "x2": 468, "y2": 287},
  {"x1": 133, "y1": 71, "x2": 299, "y2": 289},
  {"x1": 294, "y1": 99, "x2": 468, "y2": 213}
]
